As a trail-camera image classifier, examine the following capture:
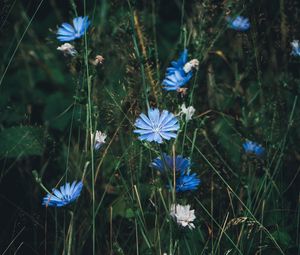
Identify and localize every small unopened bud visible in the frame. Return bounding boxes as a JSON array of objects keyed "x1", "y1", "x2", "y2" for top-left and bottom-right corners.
[
  {"x1": 32, "y1": 170, "x2": 41, "y2": 183},
  {"x1": 177, "y1": 87, "x2": 188, "y2": 96},
  {"x1": 91, "y1": 55, "x2": 104, "y2": 66}
]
